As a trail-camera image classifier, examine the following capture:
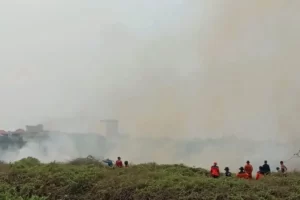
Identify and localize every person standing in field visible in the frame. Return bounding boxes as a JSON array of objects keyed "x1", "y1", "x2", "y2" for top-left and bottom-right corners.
[
  {"x1": 116, "y1": 157, "x2": 123, "y2": 168},
  {"x1": 210, "y1": 162, "x2": 220, "y2": 178},
  {"x1": 244, "y1": 160, "x2": 253, "y2": 179},
  {"x1": 280, "y1": 161, "x2": 287, "y2": 174},
  {"x1": 262, "y1": 160, "x2": 271, "y2": 175}
]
